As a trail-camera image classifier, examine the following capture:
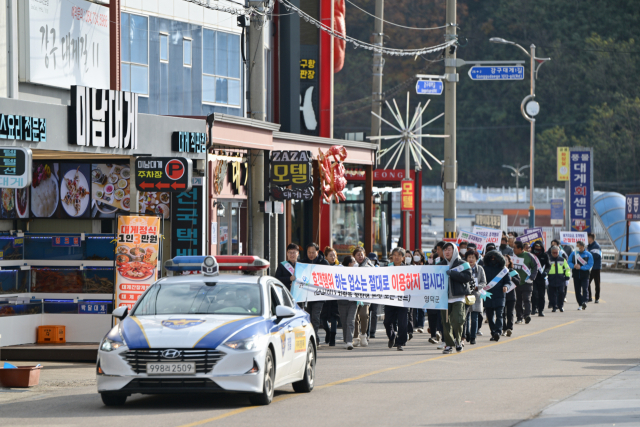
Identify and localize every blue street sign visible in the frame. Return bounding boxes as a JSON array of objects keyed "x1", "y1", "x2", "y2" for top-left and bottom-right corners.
[
  {"x1": 416, "y1": 80, "x2": 443, "y2": 95},
  {"x1": 468, "y1": 65, "x2": 524, "y2": 80},
  {"x1": 626, "y1": 194, "x2": 640, "y2": 221}
]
